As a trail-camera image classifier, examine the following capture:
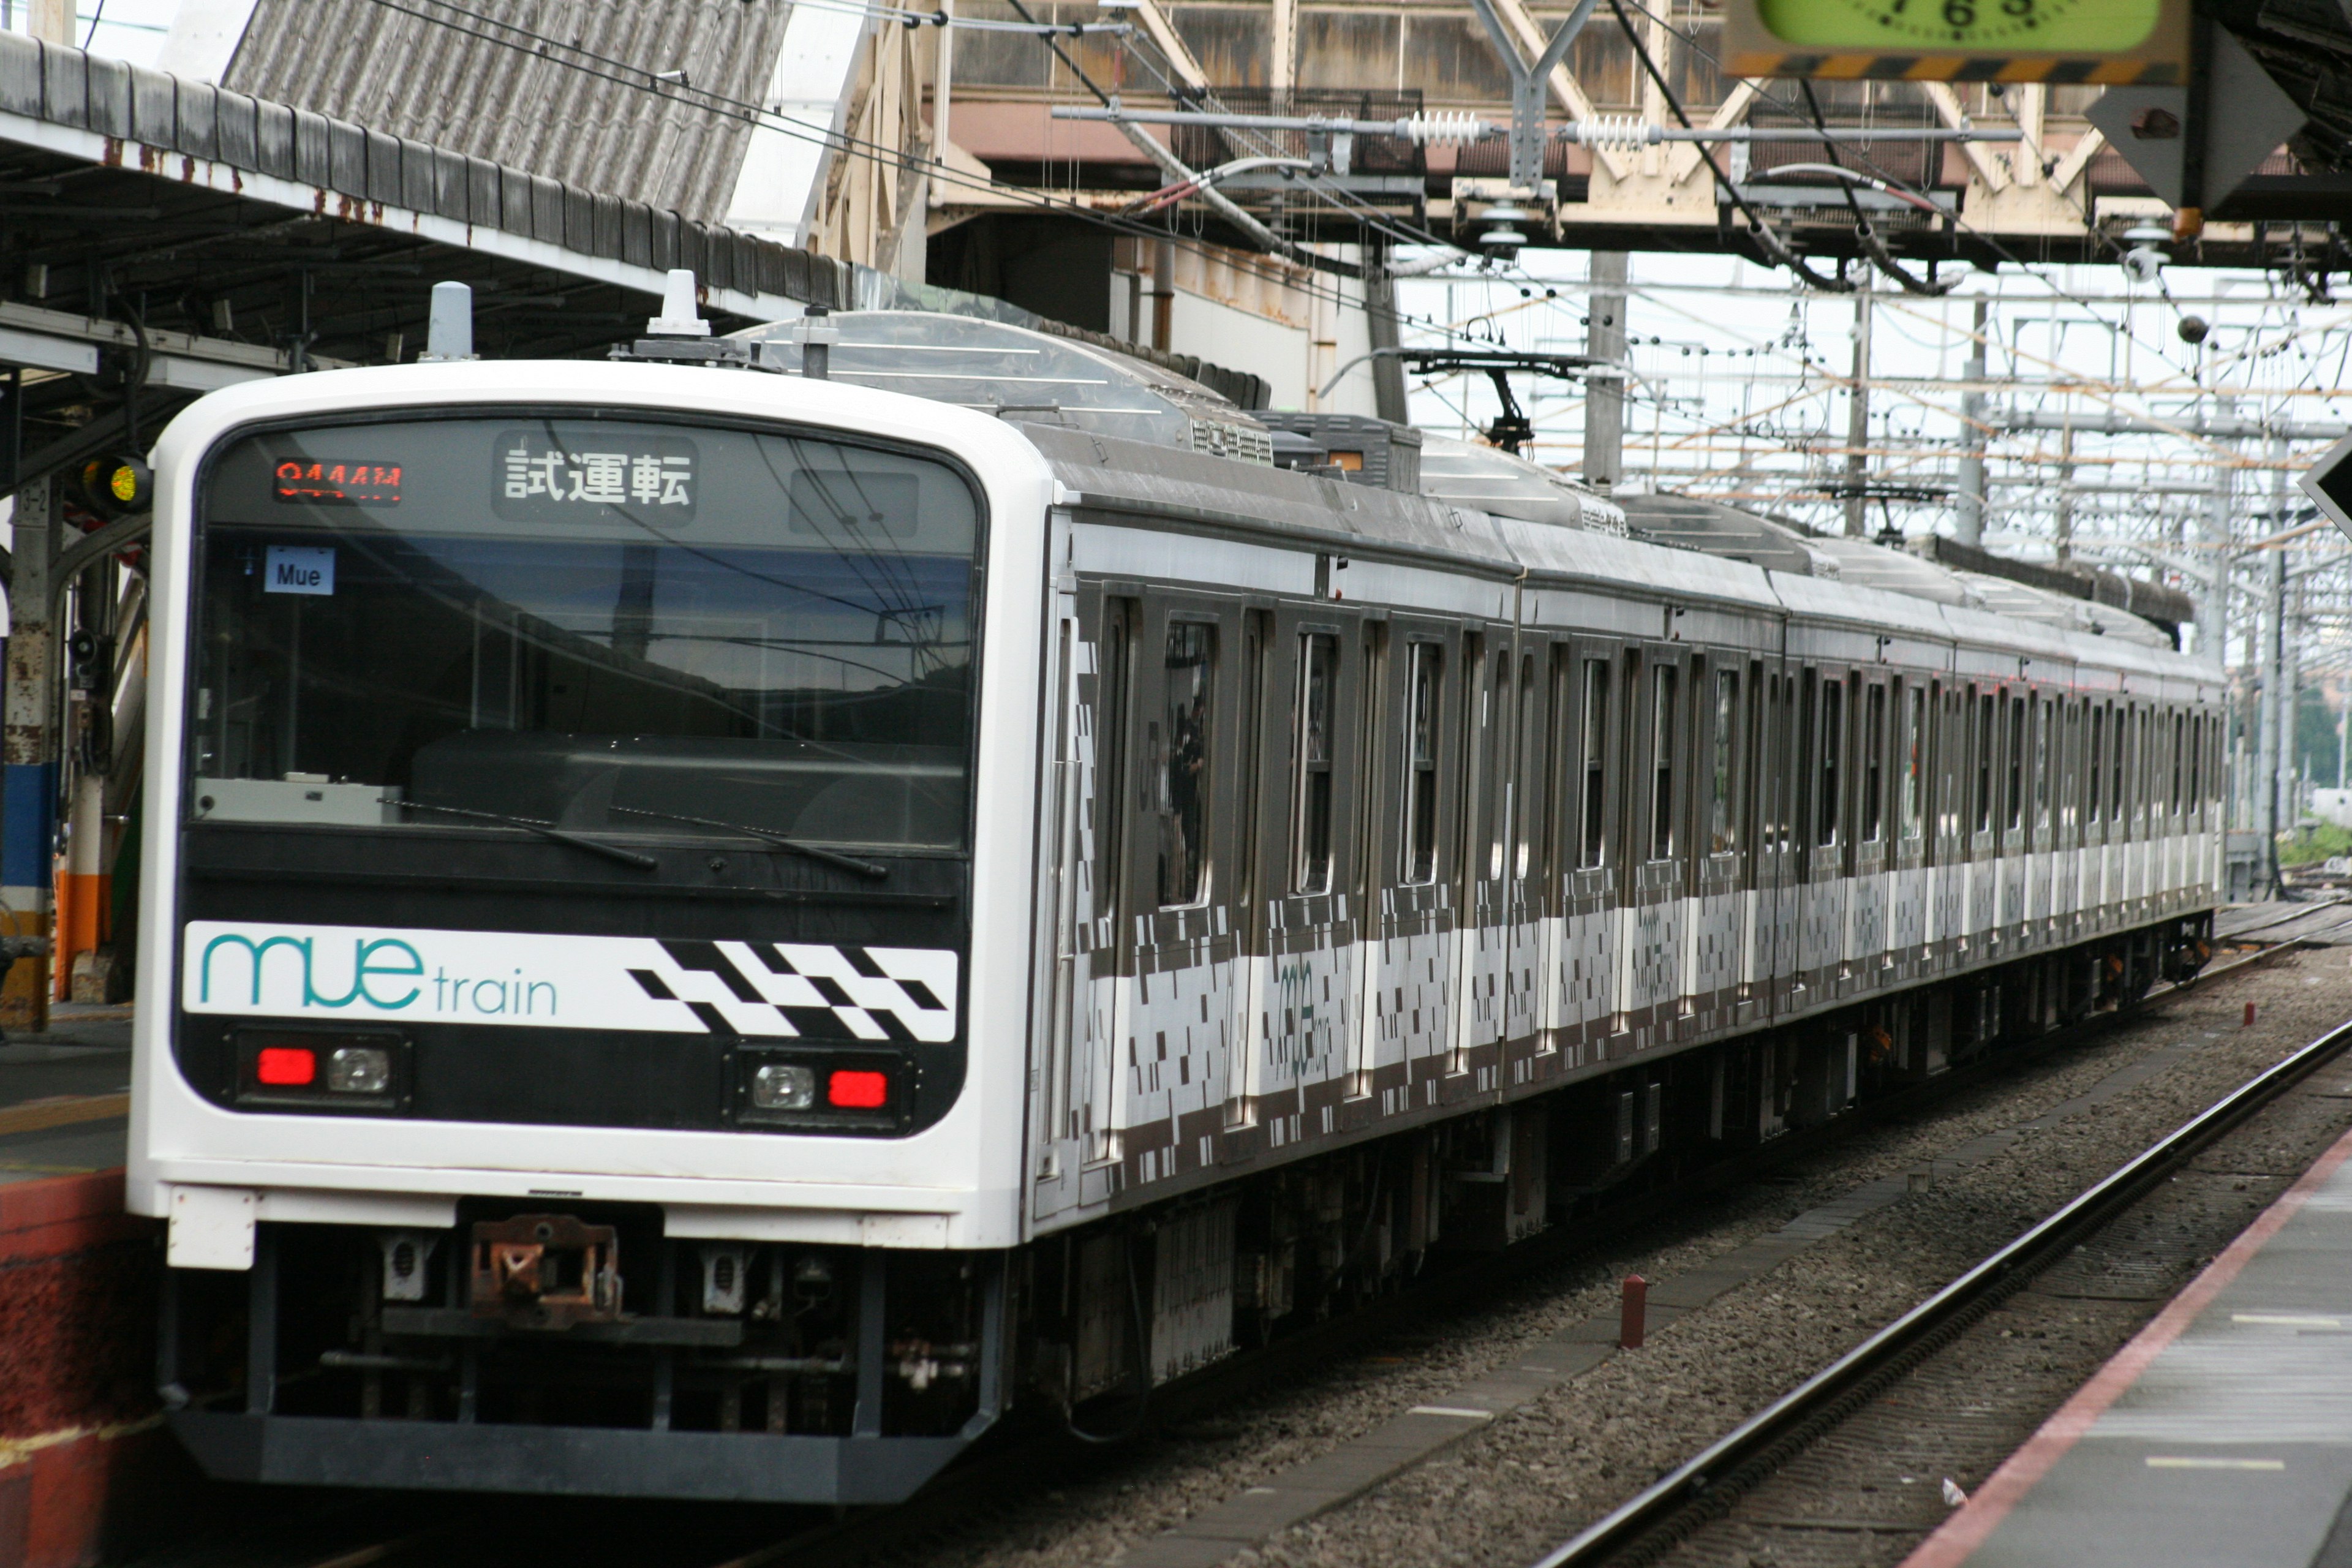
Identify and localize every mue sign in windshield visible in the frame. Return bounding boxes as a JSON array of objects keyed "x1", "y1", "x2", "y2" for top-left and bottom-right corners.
[{"x1": 273, "y1": 459, "x2": 404, "y2": 506}]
